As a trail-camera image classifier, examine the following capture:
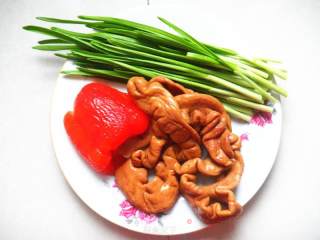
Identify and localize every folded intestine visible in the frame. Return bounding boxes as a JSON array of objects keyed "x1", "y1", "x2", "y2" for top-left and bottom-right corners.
[{"x1": 115, "y1": 76, "x2": 244, "y2": 223}]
